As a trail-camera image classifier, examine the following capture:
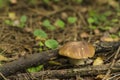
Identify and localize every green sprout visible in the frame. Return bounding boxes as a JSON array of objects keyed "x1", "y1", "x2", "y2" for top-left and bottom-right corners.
[
  {"x1": 55, "y1": 19, "x2": 65, "y2": 28},
  {"x1": 33, "y1": 29, "x2": 48, "y2": 39},
  {"x1": 42, "y1": 19, "x2": 55, "y2": 30},
  {"x1": 27, "y1": 65, "x2": 44, "y2": 73},
  {"x1": 45, "y1": 39, "x2": 59, "y2": 49},
  {"x1": 68, "y1": 16, "x2": 77, "y2": 24}
]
